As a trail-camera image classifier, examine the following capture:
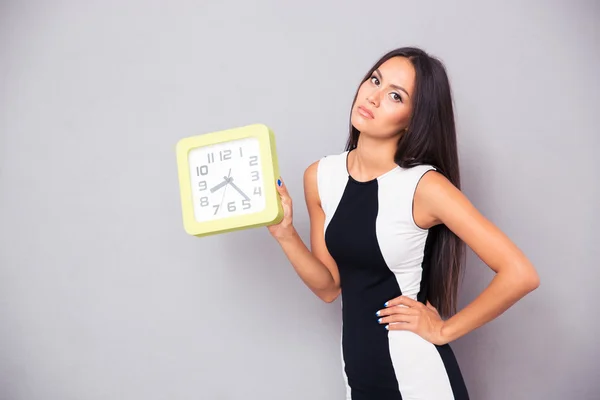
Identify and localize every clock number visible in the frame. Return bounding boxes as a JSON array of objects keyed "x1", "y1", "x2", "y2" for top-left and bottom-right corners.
[
  {"x1": 220, "y1": 149, "x2": 232, "y2": 161},
  {"x1": 254, "y1": 187, "x2": 262, "y2": 196},
  {"x1": 198, "y1": 181, "x2": 207, "y2": 191},
  {"x1": 207, "y1": 153, "x2": 215, "y2": 164},
  {"x1": 200, "y1": 197, "x2": 209, "y2": 207},
  {"x1": 197, "y1": 165, "x2": 208, "y2": 176},
  {"x1": 242, "y1": 199, "x2": 251, "y2": 210},
  {"x1": 227, "y1": 202, "x2": 236, "y2": 212},
  {"x1": 251, "y1": 171, "x2": 260, "y2": 181},
  {"x1": 213, "y1": 205, "x2": 220, "y2": 215},
  {"x1": 249, "y1": 156, "x2": 258, "y2": 166}
]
